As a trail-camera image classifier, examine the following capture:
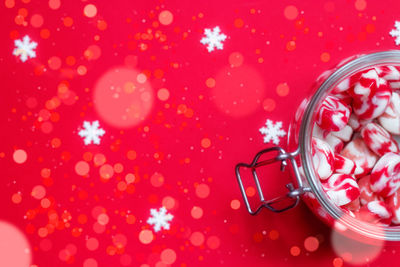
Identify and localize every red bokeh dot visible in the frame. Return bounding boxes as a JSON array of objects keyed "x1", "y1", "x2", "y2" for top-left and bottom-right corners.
[
  {"x1": 83, "y1": 4, "x2": 97, "y2": 18},
  {"x1": 162, "y1": 196, "x2": 176, "y2": 210},
  {"x1": 304, "y1": 236, "x2": 319, "y2": 252},
  {"x1": 160, "y1": 248, "x2": 176, "y2": 264},
  {"x1": 13, "y1": 149, "x2": 27, "y2": 164},
  {"x1": 284, "y1": 5, "x2": 298, "y2": 20},
  {"x1": 290, "y1": 246, "x2": 301, "y2": 256},
  {"x1": 206, "y1": 236, "x2": 220, "y2": 249},
  {"x1": 83, "y1": 258, "x2": 98, "y2": 267},
  {"x1": 30, "y1": 14, "x2": 43, "y2": 28},
  {"x1": 157, "y1": 88, "x2": 170, "y2": 101},
  {"x1": 99, "y1": 164, "x2": 114, "y2": 179},
  {"x1": 159, "y1": 10, "x2": 173, "y2": 25},
  {"x1": 276, "y1": 83, "x2": 290, "y2": 96},
  {"x1": 49, "y1": 0, "x2": 61, "y2": 10},
  {"x1": 195, "y1": 183, "x2": 210, "y2": 198},
  {"x1": 230, "y1": 199, "x2": 240, "y2": 210},
  {"x1": 139, "y1": 229, "x2": 153, "y2": 244},
  {"x1": 201, "y1": 138, "x2": 211, "y2": 148},
  {"x1": 48, "y1": 56, "x2": 62, "y2": 70},
  {"x1": 263, "y1": 98, "x2": 276, "y2": 111},
  {"x1": 150, "y1": 172, "x2": 164, "y2": 187},
  {"x1": 75, "y1": 161, "x2": 90, "y2": 176},
  {"x1": 31, "y1": 185, "x2": 46, "y2": 199},
  {"x1": 86, "y1": 238, "x2": 99, "y2": 251},
  {"x1": 190, "y1": 232, "x2": 205, "y2": 246},
  {"x1": 191, "y1": 206, "x2": 203, "y2": 219}
]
